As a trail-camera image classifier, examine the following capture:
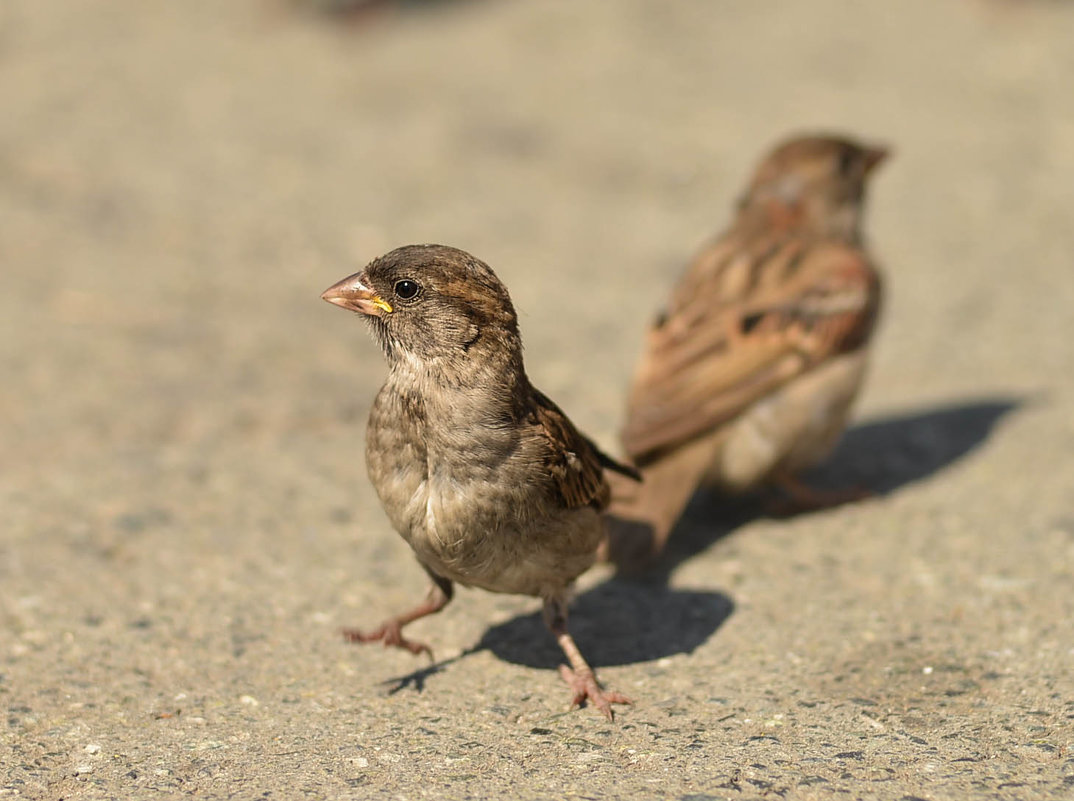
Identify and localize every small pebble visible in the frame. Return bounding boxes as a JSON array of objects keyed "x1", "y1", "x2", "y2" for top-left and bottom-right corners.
[{"x1": 84, "y1": 744, "x2": 101, "y2": 755}]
